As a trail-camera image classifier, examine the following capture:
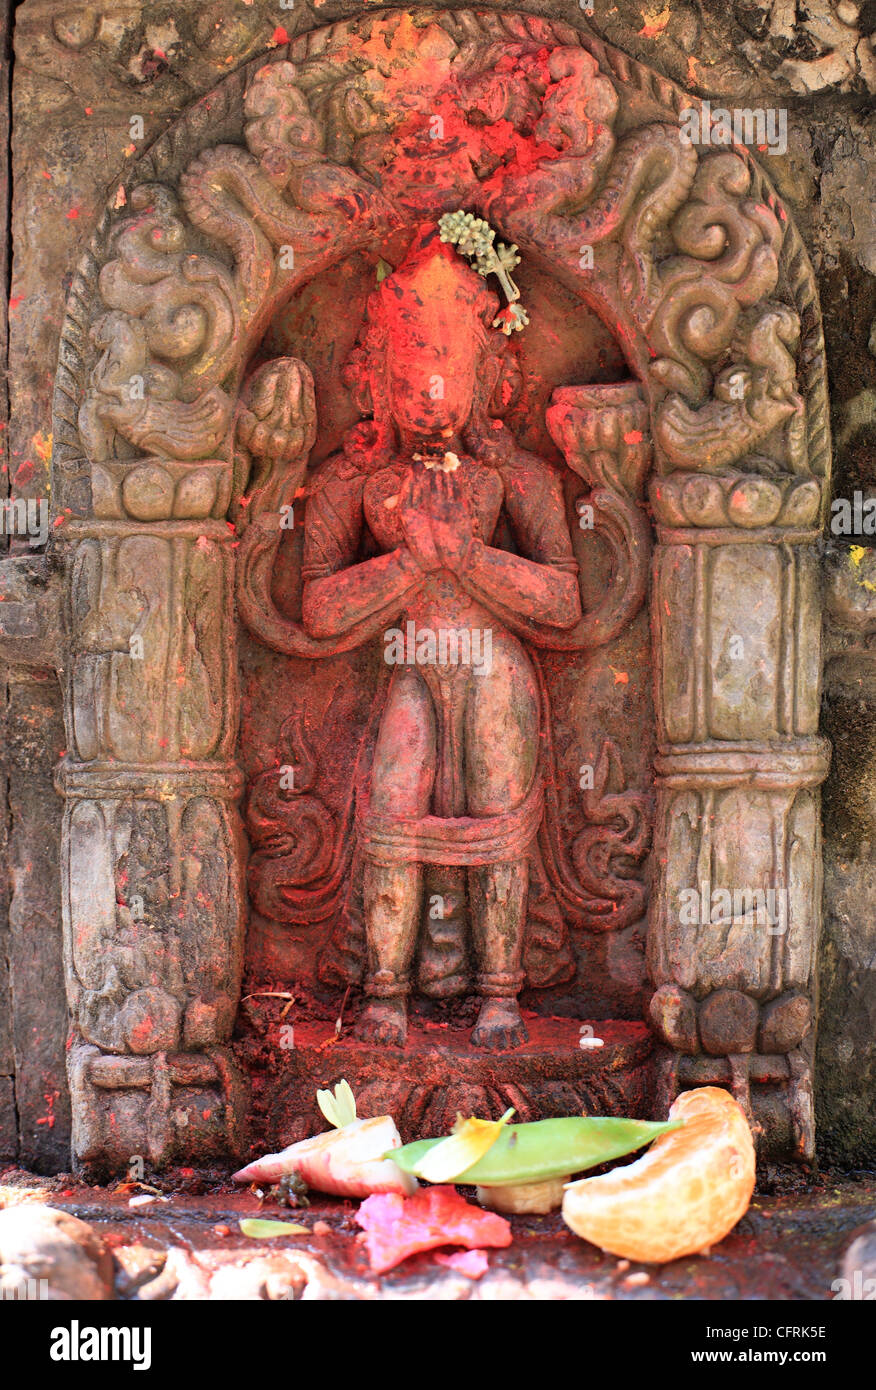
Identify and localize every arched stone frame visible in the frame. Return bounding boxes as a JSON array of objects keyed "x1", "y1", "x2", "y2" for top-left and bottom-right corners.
[{"x1": 31, "y1": 9, "x2": 829, "y2": 1171}]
